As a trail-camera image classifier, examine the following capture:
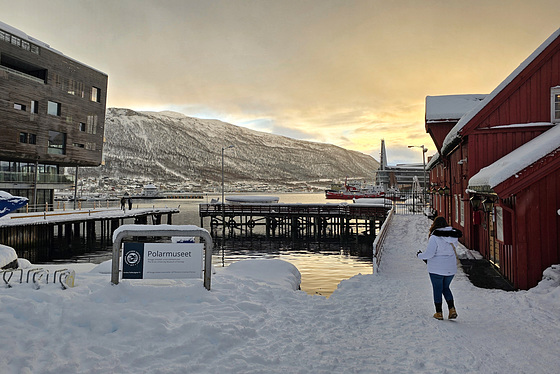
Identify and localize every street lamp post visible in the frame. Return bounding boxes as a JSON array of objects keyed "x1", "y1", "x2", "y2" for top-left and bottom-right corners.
[
  {"x1": 408, "y1": 145, "x2": 428, "y2": 207},
  {"x1": 221, "y1": 145, "x2": 234, "y2": 252}
]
